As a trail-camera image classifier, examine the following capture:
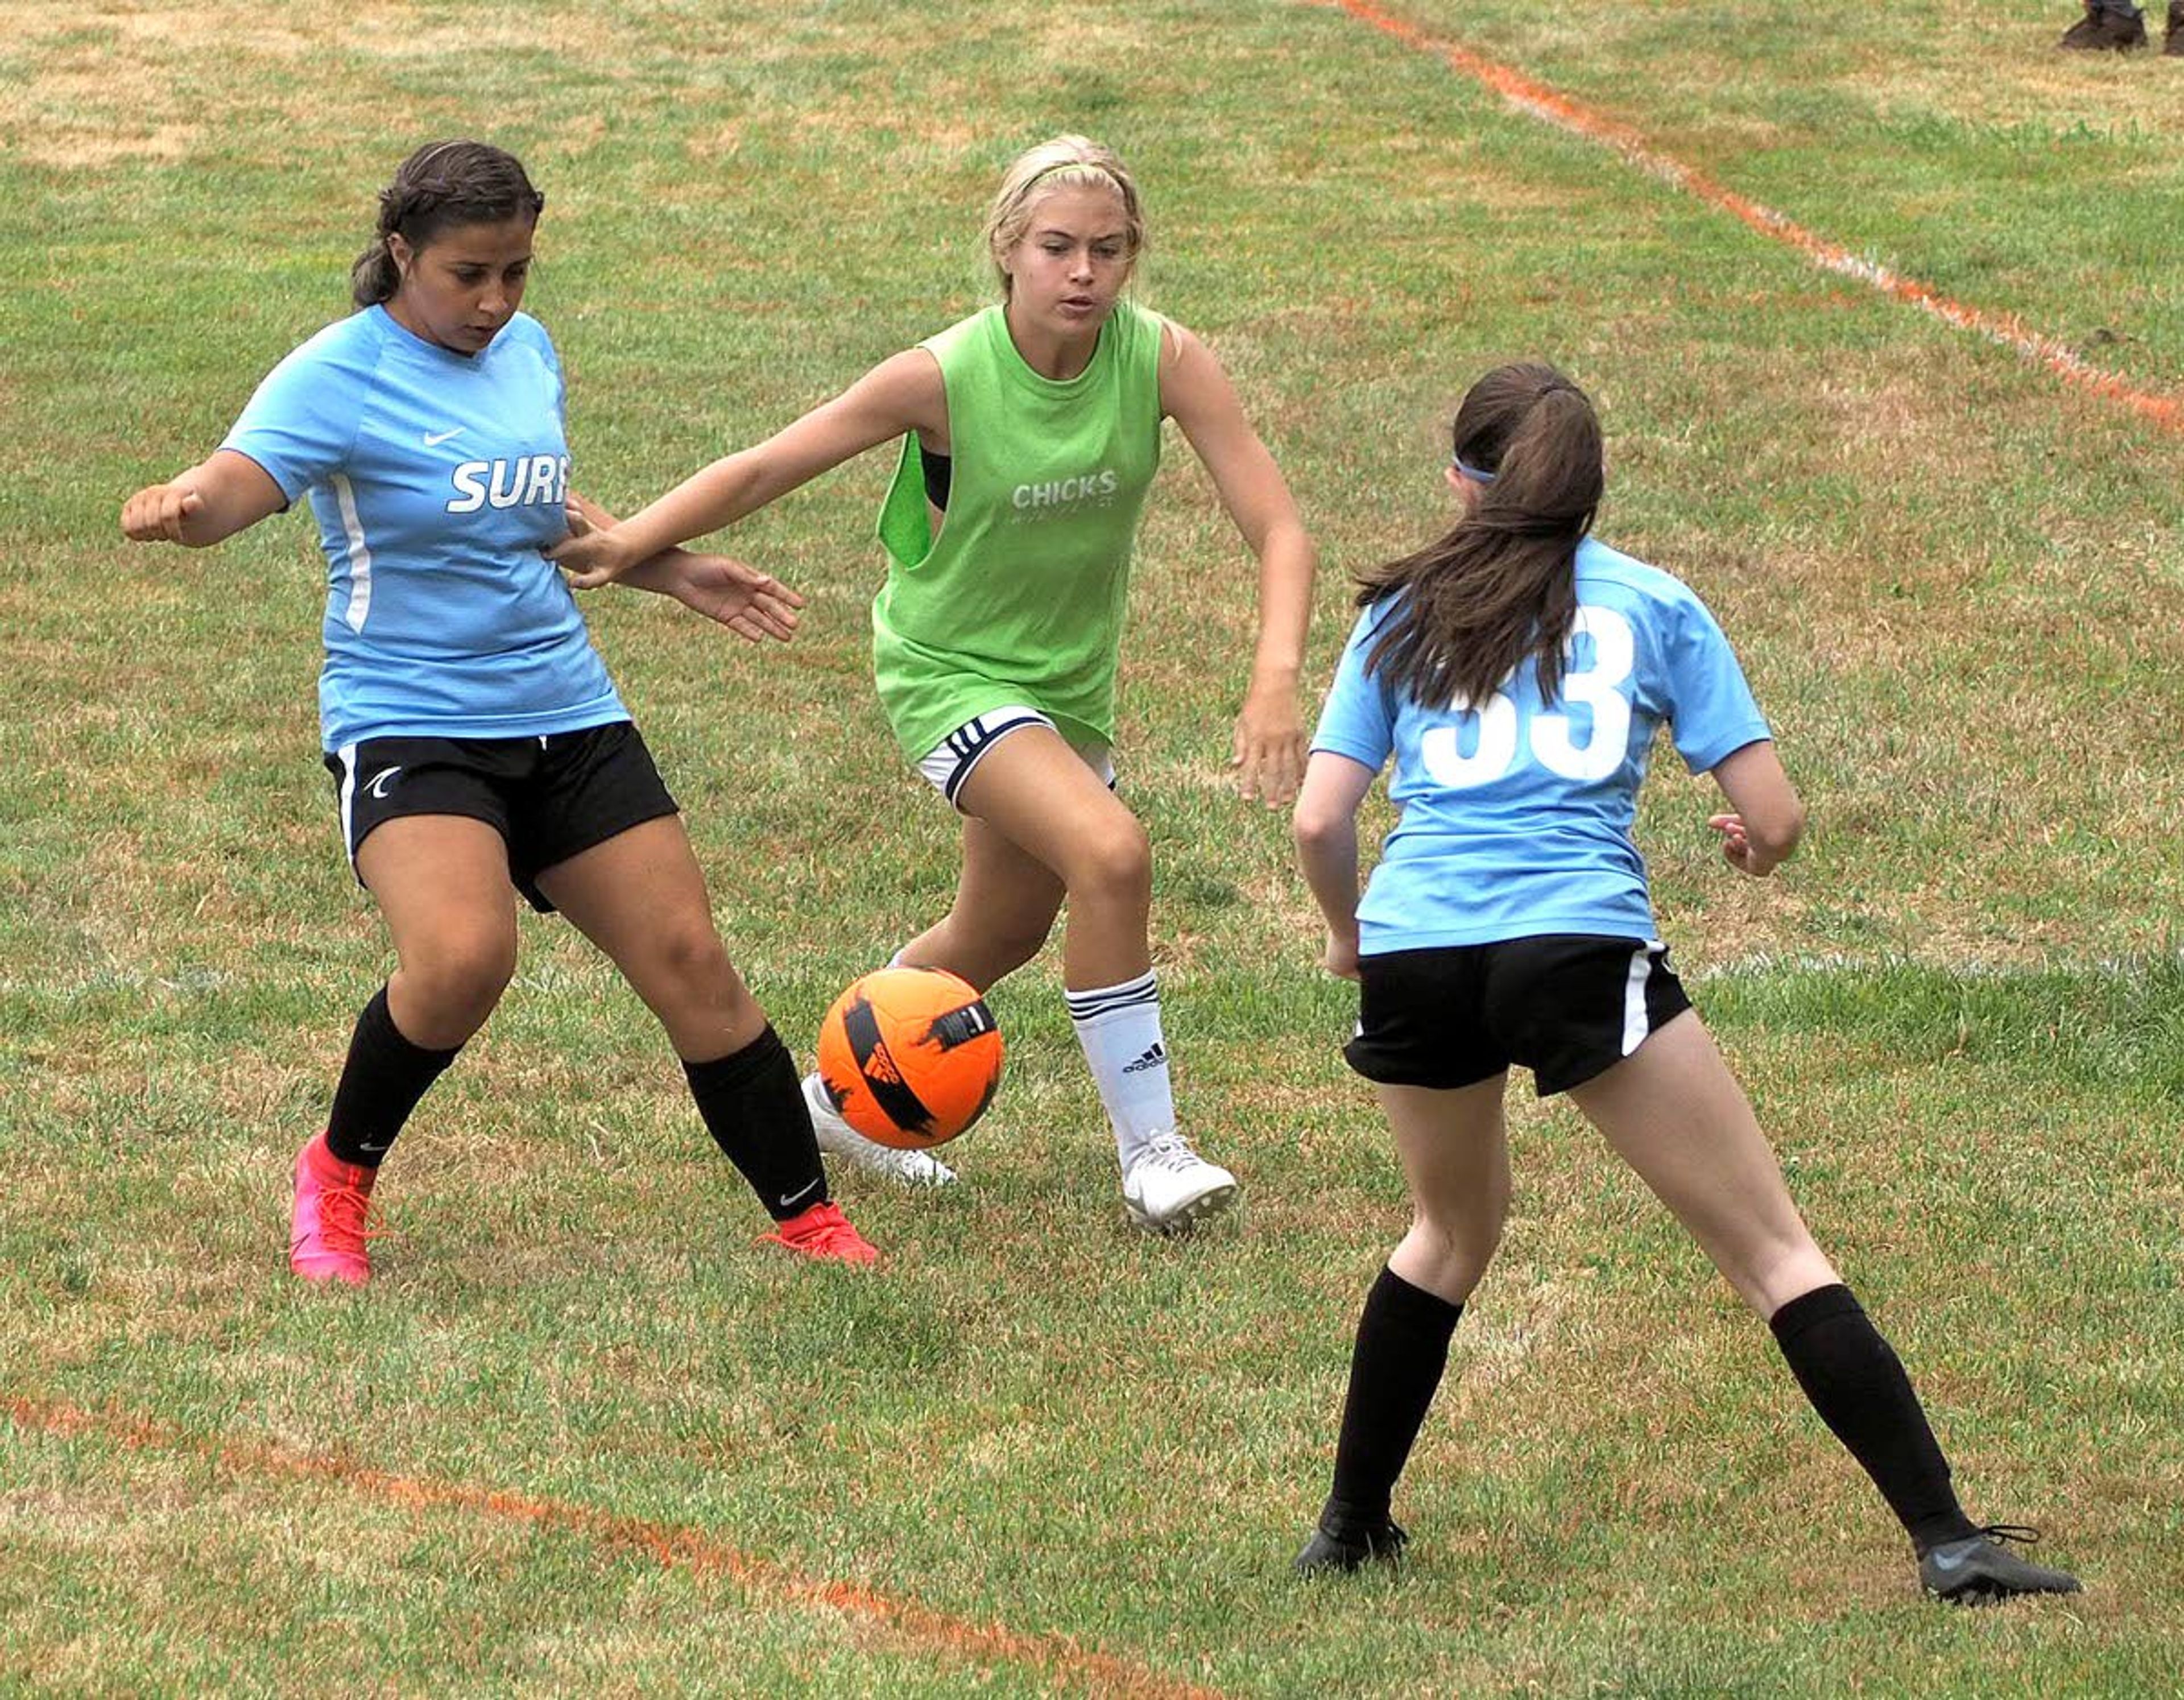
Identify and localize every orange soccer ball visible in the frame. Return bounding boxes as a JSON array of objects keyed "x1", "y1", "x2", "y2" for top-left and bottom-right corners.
[{"x1": 815, "y1": 966, "x2": 1004, "y2": 1149}]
